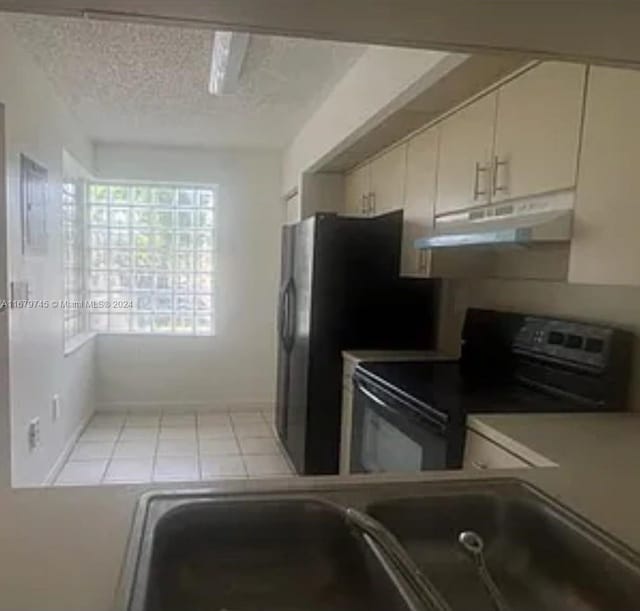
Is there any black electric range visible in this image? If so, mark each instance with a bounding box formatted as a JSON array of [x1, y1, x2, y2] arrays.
[[349, 308, 633, 474]]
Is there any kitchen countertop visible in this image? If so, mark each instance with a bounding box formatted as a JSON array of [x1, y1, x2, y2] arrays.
[[469, 412, 640, 470], [466, 411, 640, 551], [2, 412, 640, 611]]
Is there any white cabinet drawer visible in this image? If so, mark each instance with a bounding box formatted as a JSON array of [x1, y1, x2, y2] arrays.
[[463, 430, 530, 470]]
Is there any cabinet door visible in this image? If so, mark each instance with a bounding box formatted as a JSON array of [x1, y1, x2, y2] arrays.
[[344, 163, 370, 216], [401, 128, 438, 277], [569, 66, 640, 286], [463, 430, 530, 470], [492, 62, 586, 202], [435, 92, 497, 216], [370, 143, 407, 214]]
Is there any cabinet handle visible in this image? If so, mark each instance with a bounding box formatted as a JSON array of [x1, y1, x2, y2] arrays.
[[368, 191, 376, 215], [473, 162, 490, 200], [492, 156, 509, 196]]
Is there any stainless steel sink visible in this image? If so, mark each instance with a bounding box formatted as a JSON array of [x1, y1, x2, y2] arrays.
[[121, 495, 430, 611], [117, 480, 640, 611], [367, 480, 640, 611]]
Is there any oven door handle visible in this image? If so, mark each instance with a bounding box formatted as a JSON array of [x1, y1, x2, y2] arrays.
[[356, 382, 389, 409], [355, 380, 446, 434]]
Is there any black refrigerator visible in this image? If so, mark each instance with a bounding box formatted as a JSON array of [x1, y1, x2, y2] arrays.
[[275, 210, 441, 475]]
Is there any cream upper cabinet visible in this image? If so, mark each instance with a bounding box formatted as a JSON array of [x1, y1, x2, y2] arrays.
[[569, 66, 640, 286], [344, 163, 371, 216], [435, 62, 586, 216], [492, 62, 586, 202], [435, 91, 497, 216], [401, 128, 439, 277], [370, 143, 407, 214]]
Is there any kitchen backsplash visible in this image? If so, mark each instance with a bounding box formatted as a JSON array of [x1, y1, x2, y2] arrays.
[[437, 278, 640, 411]]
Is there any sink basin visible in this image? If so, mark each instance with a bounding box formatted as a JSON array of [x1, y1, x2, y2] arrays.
[[122, 496, 427, 611], [366, 480, 640, 611], [118, 480, 640, 611]]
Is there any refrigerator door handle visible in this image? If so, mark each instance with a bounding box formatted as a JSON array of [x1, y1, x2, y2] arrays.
[[278, 279, 296, 351], [277, 284, 287, 344], [279, 280, 293, 346], [286, 279, 297, 350], [282, 278, 295, 352]]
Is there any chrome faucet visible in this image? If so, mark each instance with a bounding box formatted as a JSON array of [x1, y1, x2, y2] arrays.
[[458, 531, 512, 611]]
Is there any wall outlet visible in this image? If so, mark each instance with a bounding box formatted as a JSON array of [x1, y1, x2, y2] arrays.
[[52, 394, 61, 422], [28, 417, 40, 452]]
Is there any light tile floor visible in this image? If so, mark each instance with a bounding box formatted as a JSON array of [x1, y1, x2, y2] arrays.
[[54, 409, 294, 486]]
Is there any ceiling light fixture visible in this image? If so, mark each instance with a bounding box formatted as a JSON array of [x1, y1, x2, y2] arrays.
[[209, 31, 250, 96]]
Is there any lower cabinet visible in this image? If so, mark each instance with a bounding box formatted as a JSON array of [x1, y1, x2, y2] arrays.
[[463, 430, 531, 470]]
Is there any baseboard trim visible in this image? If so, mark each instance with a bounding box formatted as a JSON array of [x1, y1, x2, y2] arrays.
[[96, 401, 275, 413], [43, 410, 93, 486]]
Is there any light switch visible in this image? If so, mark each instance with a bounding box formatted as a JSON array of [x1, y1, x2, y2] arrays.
[[28, 417, 40, 451]]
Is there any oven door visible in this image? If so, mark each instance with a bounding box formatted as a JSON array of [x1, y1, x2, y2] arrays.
[[350, 373, 460, 474]]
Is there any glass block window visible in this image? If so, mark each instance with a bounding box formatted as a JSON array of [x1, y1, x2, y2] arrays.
[[62, 180, 87, 343], [86, 183, 216, 335]]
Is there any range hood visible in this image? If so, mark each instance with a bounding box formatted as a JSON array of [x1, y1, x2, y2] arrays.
[[415, 190, 574, 250]]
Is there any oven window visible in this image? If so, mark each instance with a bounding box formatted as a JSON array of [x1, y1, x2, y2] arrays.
[[361, 408, 422, 473]]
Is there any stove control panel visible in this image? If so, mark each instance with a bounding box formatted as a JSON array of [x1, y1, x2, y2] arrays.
[[513, 316, 612, 368]]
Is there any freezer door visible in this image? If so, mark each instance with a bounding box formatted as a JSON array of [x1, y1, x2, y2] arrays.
[[303, 211, 404, 474], [281, 217, 316, 473]]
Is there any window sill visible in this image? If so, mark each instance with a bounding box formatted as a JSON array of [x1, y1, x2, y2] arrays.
[[65, 332, 214, 354], [64, 332, 97, 357]]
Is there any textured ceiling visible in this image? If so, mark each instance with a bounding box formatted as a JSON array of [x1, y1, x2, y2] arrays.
[[4, 14, 365, 149]]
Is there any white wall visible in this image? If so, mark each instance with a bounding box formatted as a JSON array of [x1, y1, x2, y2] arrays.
[[93, 144, 282, 410], [0, 17, 97, 486], [0, 104, 9, 488], [282, 46, 455, 192]]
